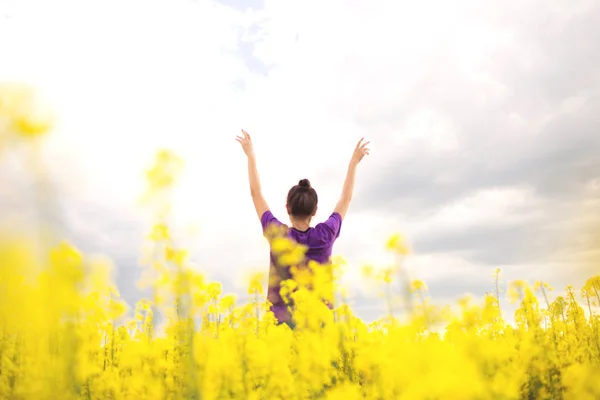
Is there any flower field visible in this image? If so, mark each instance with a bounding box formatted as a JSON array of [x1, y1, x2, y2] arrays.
[[1, 85, 600, 399]]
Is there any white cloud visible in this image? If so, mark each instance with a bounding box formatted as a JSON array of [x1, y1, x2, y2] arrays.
[[410, 186, 543, 238], [402, 109, 459, 152]]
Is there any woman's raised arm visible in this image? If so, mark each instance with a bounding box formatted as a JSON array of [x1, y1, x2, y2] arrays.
[[333, 138, 370, 220], [236, 129, 269, 221]]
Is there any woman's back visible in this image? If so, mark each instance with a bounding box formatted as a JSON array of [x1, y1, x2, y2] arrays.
[[235, 130, 370, 326], [262, 210, 342, 265]]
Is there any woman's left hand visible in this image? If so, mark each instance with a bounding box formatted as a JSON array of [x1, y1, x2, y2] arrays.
[[236, 129, 255, 157]]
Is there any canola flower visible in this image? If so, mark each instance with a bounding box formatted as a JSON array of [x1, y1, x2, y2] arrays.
[[1, 85, 600, 399], [0, 83, 54, 144]]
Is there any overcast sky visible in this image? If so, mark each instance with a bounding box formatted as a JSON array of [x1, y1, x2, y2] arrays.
[[1, 0, 599, 321]]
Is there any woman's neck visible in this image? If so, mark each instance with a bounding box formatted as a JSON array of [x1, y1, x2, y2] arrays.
[[291, 218, 311, 231]]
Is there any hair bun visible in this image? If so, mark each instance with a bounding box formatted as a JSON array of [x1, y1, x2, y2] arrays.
[[298, 179, 311, 188]]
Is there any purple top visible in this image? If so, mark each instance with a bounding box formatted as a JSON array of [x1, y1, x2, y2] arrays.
[[261, 210, 342, 324]]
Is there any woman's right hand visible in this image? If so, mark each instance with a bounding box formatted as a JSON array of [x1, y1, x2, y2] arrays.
[[351, 138, 370, 165]]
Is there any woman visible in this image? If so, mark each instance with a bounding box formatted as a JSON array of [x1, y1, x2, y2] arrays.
[[235, 129, 370, 327]]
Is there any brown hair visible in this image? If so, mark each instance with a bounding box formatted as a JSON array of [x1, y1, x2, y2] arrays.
[[286, 179, 318, 217]]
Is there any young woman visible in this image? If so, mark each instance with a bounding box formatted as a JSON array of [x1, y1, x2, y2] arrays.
[[235, 129, 370, 327]]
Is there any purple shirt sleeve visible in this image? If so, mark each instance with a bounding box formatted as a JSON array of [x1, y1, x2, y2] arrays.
[[261, 210, 282, 232], [315, 212, 342, 242]]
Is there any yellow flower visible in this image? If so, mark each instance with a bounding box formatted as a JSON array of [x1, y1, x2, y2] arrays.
[[291, 266, 313, 288], [411, 279, 427, 292], [386, 233, 410, 255], [108, 298, 128, 320], [362, 264, 375, 278], [12, 115, 53, 137], [148, 223, 170, 241], [278, 246, 307, 266], [207, 282, 222, 300], [220, 294, 236, 310], [271, 237, 296, 254], [165, 247, 187, 266], [0, 83, 54, 139], [378, 267, 395, 284], [248, 272, 265, 295]]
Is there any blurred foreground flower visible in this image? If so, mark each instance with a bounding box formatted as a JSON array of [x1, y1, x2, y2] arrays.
[[0, 83, 54, 142], [386, 233, 410, 255]]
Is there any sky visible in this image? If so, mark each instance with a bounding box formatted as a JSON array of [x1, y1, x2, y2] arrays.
[[1, 0, 599, 322]]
